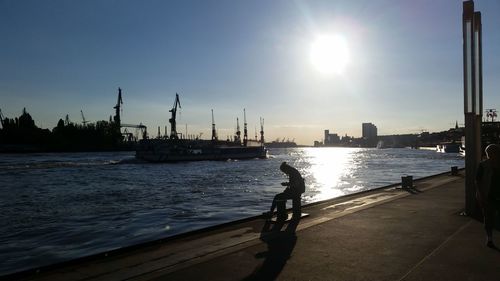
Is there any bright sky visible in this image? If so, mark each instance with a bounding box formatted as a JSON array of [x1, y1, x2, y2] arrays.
[[2, 0, 500, 145]]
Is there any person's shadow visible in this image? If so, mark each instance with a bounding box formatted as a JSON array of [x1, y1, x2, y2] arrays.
[[242, 218, 300, 281]]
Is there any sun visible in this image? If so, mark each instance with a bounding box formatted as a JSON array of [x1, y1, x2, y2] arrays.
[[310, 34, 350, 75]]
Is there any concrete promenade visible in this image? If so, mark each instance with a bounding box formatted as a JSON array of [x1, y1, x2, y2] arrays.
[[8, 171, 500, 281]]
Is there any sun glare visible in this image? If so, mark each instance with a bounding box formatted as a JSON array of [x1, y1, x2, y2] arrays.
[[304, 147, 356, 201], [310, 34, 350, 75]]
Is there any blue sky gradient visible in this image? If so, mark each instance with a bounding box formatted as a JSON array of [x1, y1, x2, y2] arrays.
[[2, 0, 500, 144]]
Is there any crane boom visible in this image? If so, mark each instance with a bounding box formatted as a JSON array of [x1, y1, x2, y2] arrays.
[[0, 108, 4, 128], [121, 123, 148, 139], [113, 88, 123, 126], [169, 93, 181, 139], [81, 110, 89, 125], [121, 123, 147, 129]]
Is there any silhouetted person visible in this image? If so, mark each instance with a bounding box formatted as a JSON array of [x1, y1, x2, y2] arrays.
[[267, 162, 305, 221], [476, 144, 500, 248]]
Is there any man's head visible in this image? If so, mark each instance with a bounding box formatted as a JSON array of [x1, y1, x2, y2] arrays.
[[280, 162, 290, 174], [485, 144, 500, 161]]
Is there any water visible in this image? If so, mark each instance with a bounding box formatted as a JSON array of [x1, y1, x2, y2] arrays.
[[0, 147, 463, 275]]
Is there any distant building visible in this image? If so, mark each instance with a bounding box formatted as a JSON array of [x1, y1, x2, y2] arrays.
[[324, 130, 340, 145], [341, 134, 354, 144], [362, 123, 377, 140]]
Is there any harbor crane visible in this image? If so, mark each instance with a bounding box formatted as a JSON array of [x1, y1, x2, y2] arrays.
[[112, 88, 148, 139], [114, 88, 123, 126], [0, 108, 4, 128], [121, 123, 148, 140], [81, 110, 90, 125], [235, 118, 241, 143], [65, 114, 71, 126], [260, 117, 265, 144], [211, 109, 218, 141], [243, 109, 248, 146], [169, 93, 181, 139]]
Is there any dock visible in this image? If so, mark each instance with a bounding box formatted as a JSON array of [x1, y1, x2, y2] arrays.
[[6, 170, 500, 281]]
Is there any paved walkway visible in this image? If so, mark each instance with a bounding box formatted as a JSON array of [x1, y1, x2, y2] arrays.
[[9, 171, 500, 281]]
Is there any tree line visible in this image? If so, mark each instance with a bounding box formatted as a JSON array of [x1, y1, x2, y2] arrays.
[[0, 108, 127, 152]]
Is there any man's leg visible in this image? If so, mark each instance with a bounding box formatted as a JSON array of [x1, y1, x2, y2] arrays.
[[276, 192, 293, 221], [484, 205, 495, 247], [268, 192, 286, 218], [276, 197, 287, 221], [292, 196, 302, 218], [269, 194, 279, 214]]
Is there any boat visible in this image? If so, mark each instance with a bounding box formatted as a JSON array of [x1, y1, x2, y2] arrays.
[[376, 140, 386, 149], [460, 136, 466, 156], [135, 94, 268, 162], [265, 138, 297, 148], [436, 142, 461, 153]]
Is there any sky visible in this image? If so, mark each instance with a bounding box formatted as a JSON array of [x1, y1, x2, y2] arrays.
[[1, 0, 500, 145]]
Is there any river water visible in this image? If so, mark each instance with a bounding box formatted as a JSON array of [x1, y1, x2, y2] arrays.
[[0, 147, 463, 275]]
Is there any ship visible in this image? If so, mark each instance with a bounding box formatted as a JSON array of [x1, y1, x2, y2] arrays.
[[135, 94, 268, 162], [436, 142, 461, 153]]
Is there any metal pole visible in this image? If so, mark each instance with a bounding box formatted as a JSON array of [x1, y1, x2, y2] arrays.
[[462, 1, 482, 217]]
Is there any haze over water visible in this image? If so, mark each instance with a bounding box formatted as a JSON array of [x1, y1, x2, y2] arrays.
[[0, 147, 463, 275]]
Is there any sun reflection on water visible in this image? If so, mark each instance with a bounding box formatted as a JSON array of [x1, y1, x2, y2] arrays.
[[301, 147, 361, 202]]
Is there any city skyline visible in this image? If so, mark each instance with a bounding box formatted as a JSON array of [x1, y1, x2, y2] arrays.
[[2, 1, 500, 145]]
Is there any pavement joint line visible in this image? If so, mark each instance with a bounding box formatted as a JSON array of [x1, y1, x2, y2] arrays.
[[396, 220, 473, 281]]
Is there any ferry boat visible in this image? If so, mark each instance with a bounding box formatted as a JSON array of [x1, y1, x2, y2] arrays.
[[436, 142, 461, 153], [135, 94, 268, 162]]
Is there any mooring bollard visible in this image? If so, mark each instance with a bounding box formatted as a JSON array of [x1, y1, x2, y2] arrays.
[[451, 166, 458, 176], [401, 175, 413, 188]]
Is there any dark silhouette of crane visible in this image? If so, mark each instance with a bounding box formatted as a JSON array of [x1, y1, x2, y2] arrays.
[[211, 109, 217, 141], [169, 93, 181, 139], [81, 110, 90, 125], [235, 117, 241, 143], [0, 108, 4, 129], [65, 114, 71, 126], [121, 123, 148, 139], [114, 88, 123, 126], [260, 117, 265, 144], [243, 109, 248, 146], [112, 87, 148, 139]]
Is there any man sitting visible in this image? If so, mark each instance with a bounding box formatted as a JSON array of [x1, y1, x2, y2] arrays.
[[267, 162, 306, 221]]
